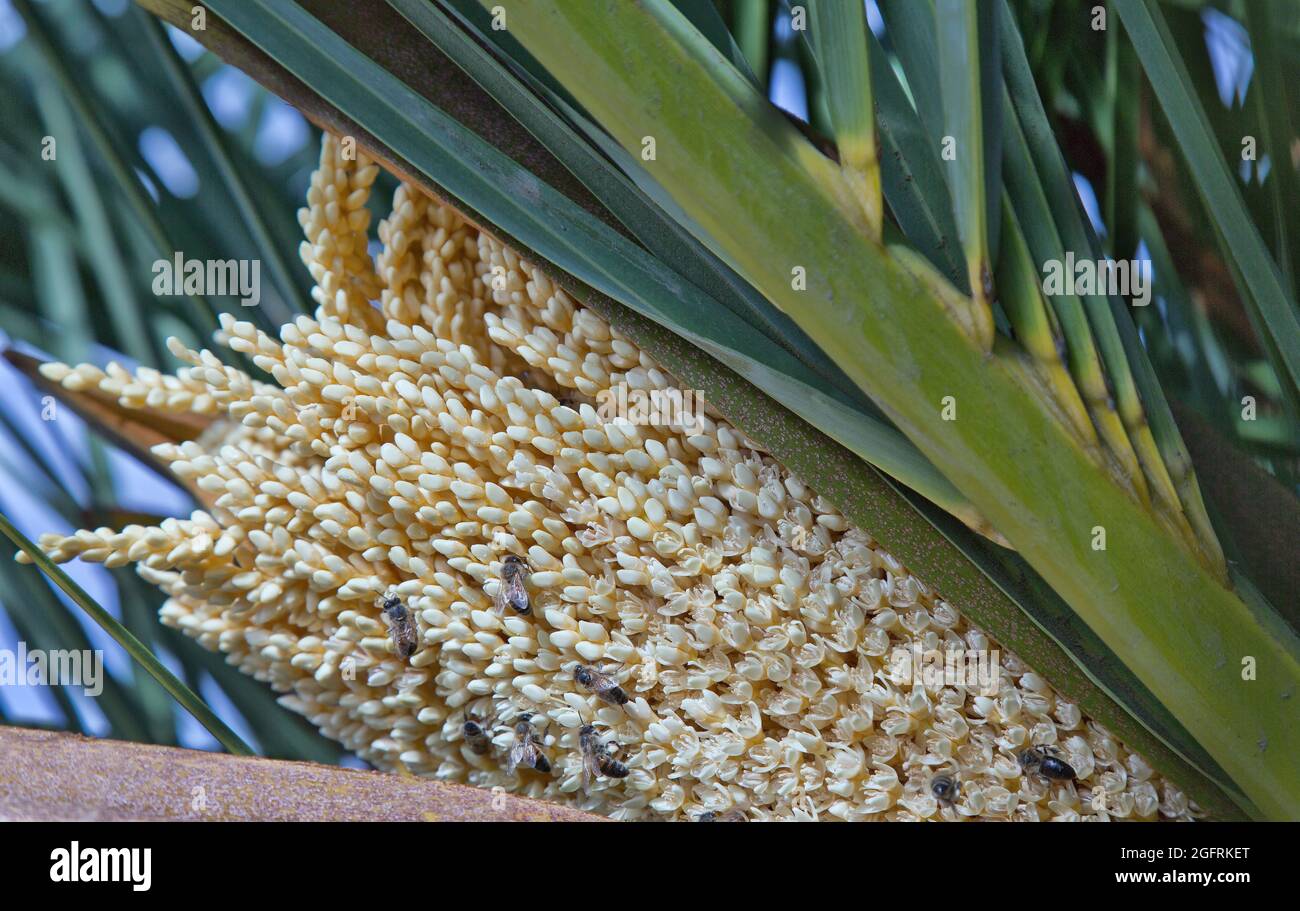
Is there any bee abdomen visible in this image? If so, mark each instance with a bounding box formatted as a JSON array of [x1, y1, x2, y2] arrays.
[[1018, 747, 1078, 782], [1040, 758, 1077, 781], [602, 759, 629, 779]]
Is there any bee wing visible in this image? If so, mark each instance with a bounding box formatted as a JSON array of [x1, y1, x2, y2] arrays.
[[506, 739, 525, 775], [581, 748, 601, 791], [507, 575, 529, 613], [513, 734, 542, 772], [492, 580, 509, 616], [393, 620, 414, 655], [382, 622, 400, 655]]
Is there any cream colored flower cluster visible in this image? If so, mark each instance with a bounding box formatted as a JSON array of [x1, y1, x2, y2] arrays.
[[29, 135, 1196, 821]]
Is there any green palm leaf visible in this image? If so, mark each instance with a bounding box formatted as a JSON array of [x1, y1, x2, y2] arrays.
[[1114, 0, 1300, 416]]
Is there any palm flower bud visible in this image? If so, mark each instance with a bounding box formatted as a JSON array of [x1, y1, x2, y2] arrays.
[[27, 135, 1197, 822]]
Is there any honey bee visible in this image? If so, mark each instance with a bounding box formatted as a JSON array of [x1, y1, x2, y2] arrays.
[[1018, 745, 1078, 782], [493, 554, 531, 616], [578, 723, 628, 790], [506, 713, 551, 775], [573, 664, 629, 707], [379, 592, 419, 660], [462, 713, 494, 756], [931, 772, 960, 806], [695, 809, 747, 822]]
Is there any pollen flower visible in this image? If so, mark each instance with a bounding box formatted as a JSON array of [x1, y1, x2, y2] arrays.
[[28, 135, 1196, 822]]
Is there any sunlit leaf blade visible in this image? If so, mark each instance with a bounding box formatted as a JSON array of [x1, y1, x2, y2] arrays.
[[999, 3, 1224, 573], [996, 194, 1096, 445], [1000, 100, 1151, 503], [731, 0, 771, 89], [1105, 24, 1139, 262], [934, 0, 999, 350], [806, 0, 881, 236], [876, 0, 944, 144], [666, 0, 760, 89], [852, 1, 967, 288], [865, 30, 965, 292]]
